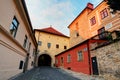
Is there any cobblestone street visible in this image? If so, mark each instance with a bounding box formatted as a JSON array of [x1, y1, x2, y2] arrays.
[[10, 67, 81, 80]]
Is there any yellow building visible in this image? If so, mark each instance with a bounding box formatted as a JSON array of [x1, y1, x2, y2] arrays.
[[0, 0, 37, 79], [68, 1, 120, 47], [34, 27, 69, 67]]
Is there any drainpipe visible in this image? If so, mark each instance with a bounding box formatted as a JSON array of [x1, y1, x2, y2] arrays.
[[34, 31, 40, 67], [23, 53, 29, 73], [87, 40, 92, 75], [34, 49, 39, 67]]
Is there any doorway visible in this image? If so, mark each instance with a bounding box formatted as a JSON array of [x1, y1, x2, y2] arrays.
[[91, 57, 99, 75], [38, 54, 52, 66]]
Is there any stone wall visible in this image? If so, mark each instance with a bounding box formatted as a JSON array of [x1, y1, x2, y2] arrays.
[[90, 40, 120, 80]]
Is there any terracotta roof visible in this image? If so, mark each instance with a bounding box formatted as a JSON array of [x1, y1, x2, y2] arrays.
[[34, 27, 69, 37]]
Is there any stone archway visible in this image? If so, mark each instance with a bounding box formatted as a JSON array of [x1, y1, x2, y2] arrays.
[[38, 54, 52, 66]]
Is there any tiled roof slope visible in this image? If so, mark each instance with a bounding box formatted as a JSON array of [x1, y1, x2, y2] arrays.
[[35, 27, 69, 37]]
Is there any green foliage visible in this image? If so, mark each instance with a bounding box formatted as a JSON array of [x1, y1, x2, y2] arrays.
[[106, 33, 113, 41], [107, 0, 120, 13]]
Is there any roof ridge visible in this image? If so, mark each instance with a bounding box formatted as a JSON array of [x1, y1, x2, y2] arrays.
[[35, 27, 69, 37]]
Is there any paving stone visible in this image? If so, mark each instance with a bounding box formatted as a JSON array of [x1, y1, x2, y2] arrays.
[[10, 67, 81, 80]]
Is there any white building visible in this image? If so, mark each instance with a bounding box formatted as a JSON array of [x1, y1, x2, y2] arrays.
[[0, 0, 37, 79]]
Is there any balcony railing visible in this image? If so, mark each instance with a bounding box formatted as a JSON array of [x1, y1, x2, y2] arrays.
[[91, 31, 113, 41], [90, 30, 120, 50]]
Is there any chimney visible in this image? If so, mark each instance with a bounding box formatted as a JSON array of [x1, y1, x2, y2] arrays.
[[87, 3, 94, 10]]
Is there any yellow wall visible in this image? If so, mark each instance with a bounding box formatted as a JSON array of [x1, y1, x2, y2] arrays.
[[35, 31, 69, 66]]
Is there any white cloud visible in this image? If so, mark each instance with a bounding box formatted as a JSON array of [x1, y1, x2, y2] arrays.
[[25, 0, 103, 36], [25, 0, 75, 36]]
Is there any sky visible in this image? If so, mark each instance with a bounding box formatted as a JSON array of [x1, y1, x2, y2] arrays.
[[25, 0, 102, 36]]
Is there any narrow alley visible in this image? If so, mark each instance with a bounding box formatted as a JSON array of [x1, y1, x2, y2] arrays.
[[10, 67, 81, 80]]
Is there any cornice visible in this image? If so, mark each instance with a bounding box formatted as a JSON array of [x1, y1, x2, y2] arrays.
[[0, 24, 27, 55]]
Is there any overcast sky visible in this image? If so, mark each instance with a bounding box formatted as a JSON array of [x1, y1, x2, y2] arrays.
[[25, 0, 102, 36]]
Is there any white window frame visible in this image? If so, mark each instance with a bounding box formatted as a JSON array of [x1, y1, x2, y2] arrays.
[[67, 54, 71, 63], [77, 51, 83, 61]]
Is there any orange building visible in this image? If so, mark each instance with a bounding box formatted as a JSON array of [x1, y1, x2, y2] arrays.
[[69, 1, 120, 47], [55, 0, 120, 75]]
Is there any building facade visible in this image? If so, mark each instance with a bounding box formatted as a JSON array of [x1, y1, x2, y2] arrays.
[[34, 27, 69, 67], [55, 39, 105, 75], [0, 0, 37, 79], [55, 0, 120, 75], [69, 1, 120, 47]]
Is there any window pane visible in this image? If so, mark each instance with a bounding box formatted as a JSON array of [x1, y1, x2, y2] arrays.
[[64, 46, 67, 49], [61, 57, 63, 63], [67, 54, 71, 63], [19, 60, 24, 69], [56, 44, 59, 48], [10, 24, 15, 34], [90, 16, 96, 26], [78, 51, 83, 61], [10, 16, 19, 38], [23, 35, 28, 48], [28, 43, 31, 52], [56, 59, 58, 64], [47, 43, 51, 48], [98, 27, 105, 39], [32, 49, 35, 56], [38, 41, 42, 46], [76, 32, 79, 37], [13, 19, 18, 26], [100, 8, 108, 19]]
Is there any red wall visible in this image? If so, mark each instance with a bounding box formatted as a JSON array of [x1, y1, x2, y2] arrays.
[[55, 42, 91, 75]]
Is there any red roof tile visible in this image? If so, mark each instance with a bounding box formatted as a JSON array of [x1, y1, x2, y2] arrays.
[[35, 27, 69, 37]]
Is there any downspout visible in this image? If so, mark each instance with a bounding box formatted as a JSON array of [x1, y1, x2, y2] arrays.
[[87, 40, 92, 75], [34, 31, 40, 67], [23, 53, 29, 73]]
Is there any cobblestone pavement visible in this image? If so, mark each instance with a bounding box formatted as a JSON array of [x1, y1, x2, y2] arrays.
[[10, 67, 81, 80], [61, 68, 105, 80]]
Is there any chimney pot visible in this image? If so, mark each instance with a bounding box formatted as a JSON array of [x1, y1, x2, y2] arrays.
[[87, 3, 94, 9]]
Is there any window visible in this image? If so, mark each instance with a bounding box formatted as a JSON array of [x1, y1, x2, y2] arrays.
[[23, 35, 28, 48], [31, 61, 34, 66], [19, 60, 24, 69], [64, 46, 67, 49], [90, 16, 96, 26], [98, 27, 106, 39], [10, 16, 19, 37], [28, 42, 31, 52], [105, 23, 112, 30], [83, 47, 88, 51], [78, 51, 83, 61], [67, 54, 71, 63], [47, 43, 51, 49], [76, 32, 79, 37], [55, 59, 58, 64], [61, 57, 64, 63], [32, 49, 35, 56], [56, 44, 59, 48], [38, 41, 42, 46], [100, 8, 108, 19]]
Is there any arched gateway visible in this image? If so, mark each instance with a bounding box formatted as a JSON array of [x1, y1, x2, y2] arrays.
[[38, 54, 52, 66]]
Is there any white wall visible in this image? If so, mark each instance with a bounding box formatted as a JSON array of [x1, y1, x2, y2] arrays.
[[0, 0, 37, 79], [0, 43, 25, 80]]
